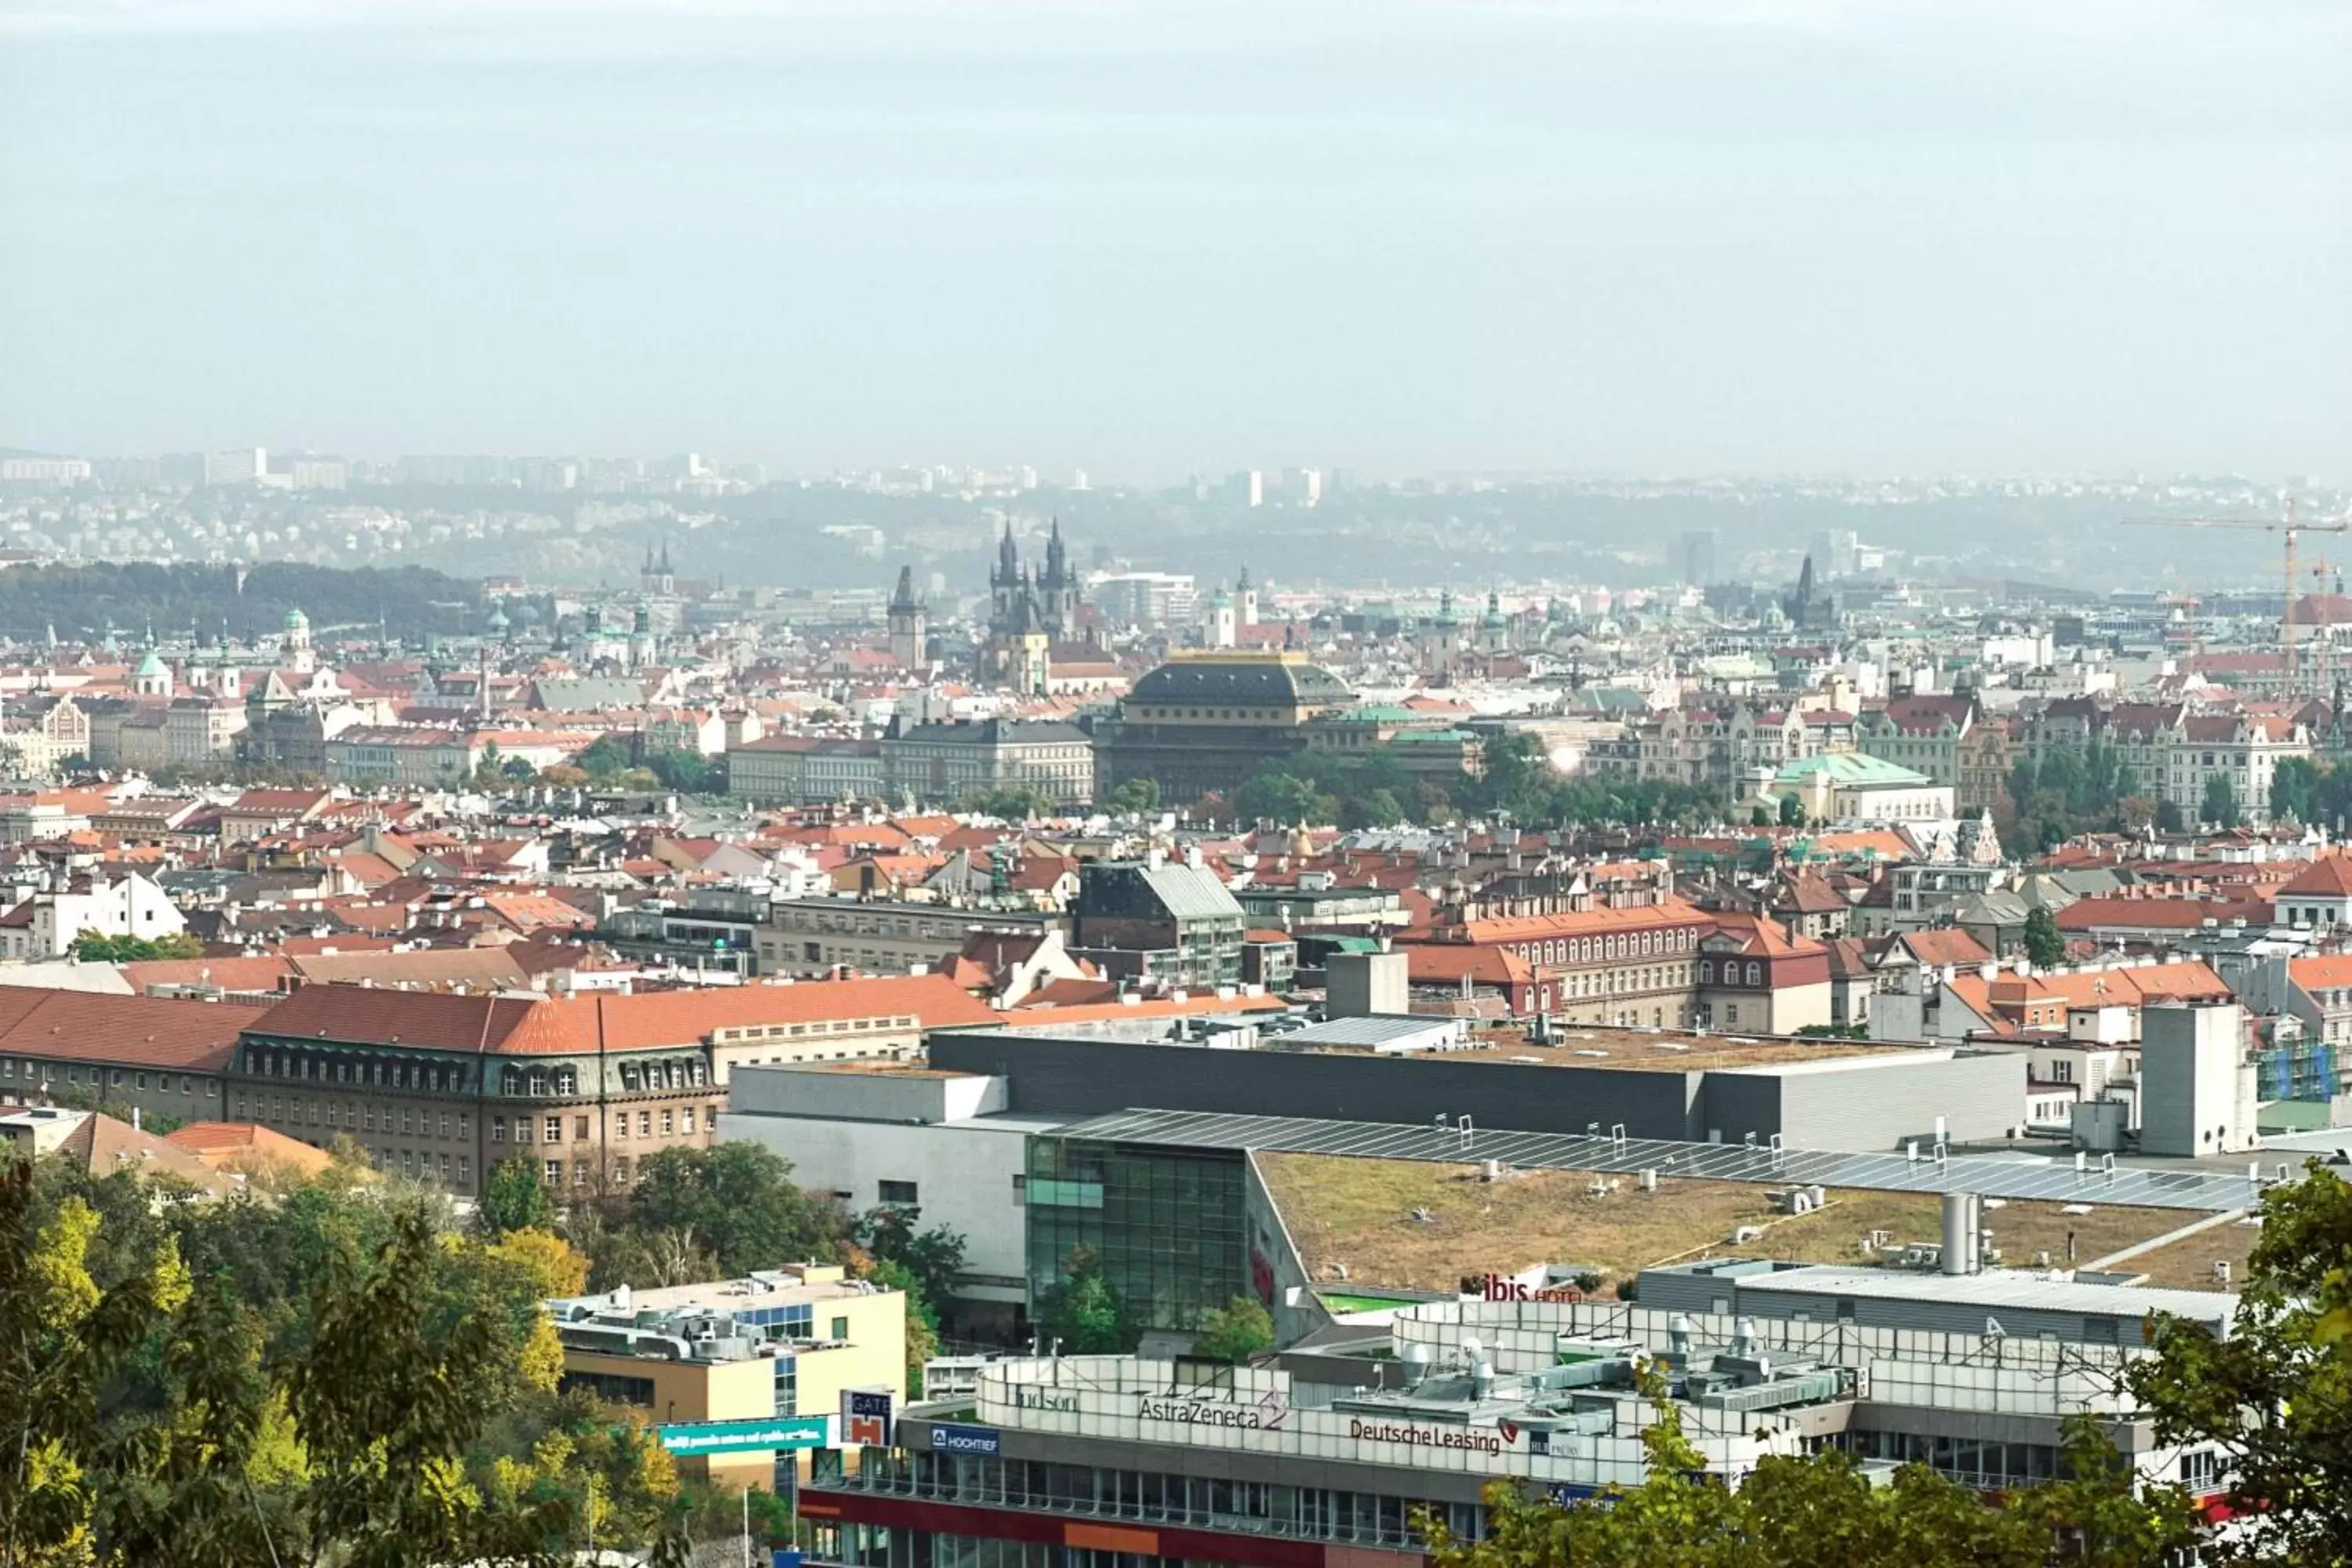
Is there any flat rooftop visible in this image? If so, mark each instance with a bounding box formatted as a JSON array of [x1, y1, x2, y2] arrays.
[[1059, 1109, 2265, 1213], [1443, 1024, 1916, 1073], [551, 1266, 880, 1316], [1718, 1261, 2239, 1327], [1257, 1152, 2234, 1294]]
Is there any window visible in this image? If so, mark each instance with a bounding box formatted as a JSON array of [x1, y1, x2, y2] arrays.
[[613, 1116, 628, 1141], [880, 1180, 919, 1205], [772, 1356, 798, 1417], [830, 1316, 850, 1341], [516, 1119, 534, 1145], [637, 1111, 652, 1136], [681, 1106, 696, 1134], [544, 1116, 561, 1143], [456, 1157, 470, 1185], [492, 1116, 506, 1142], [574, 1116, 590, 1141], [544, 1160, 562, 1184], [659, 1109, 674, 1135]]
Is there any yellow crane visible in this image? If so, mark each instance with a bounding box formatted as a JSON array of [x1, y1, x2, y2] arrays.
[[2122, 505, 2352, 691]]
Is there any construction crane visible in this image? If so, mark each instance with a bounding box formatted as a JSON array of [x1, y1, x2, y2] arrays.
[[2122, 505, 2352, 693]]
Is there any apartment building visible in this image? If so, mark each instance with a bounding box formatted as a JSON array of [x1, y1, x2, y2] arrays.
[[755, 898, 1062, 978]]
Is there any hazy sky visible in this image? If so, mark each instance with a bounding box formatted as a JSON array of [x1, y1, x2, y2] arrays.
[[2, 1, 2347, 479]]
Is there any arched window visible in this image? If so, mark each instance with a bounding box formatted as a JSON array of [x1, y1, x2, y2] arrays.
[[1699, 960, 1713, 984], [1747, 961, 1763, 986]]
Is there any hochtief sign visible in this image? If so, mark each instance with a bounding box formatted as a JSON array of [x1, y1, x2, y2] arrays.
[[657, 1415, 835, 1456]]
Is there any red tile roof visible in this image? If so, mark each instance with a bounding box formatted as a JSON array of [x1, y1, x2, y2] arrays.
[[0, 989, 270, 1070], [245, 971, 999, 1056]]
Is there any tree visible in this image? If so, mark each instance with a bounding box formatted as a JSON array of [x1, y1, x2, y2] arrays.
[[852, 1205, 967, 1318], [2273, 755, 2321, 824], [1191, 1296, 1275, 1363], [1234, 770, 1330, 828], [1776, 793, 1804, 827], [622, 1144, 845, 1280], [2126, 1161, 2352, 1564], [2023, 906, 2066, 969], [1105, 778, 1160, 815], [480, 1156, 555, 1238], [965, 785, 1052, 822], [866, 1258, 940, 1396], [2201, 771, 2241, 829], [0, 1160, 191, 1566], [1035, 1243, 1133, 1355], [1749, 806, 1770, 827], [67, 930, 205, 962], [576, 735, 634, 781], [2154, 798, 2187, 833], [644, 748, 720, 795], [1427, 1365, 2194, 1568]]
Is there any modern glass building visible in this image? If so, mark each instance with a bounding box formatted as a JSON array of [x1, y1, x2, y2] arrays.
[[1025, 1134, 1248, 1335]]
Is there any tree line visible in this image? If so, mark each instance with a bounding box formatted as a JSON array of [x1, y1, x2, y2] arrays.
[[1224, 732, 1720, 831], [0, 1136, 964, 1565]]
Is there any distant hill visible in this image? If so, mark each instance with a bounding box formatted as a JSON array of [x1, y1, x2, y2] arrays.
[[0, 561, 484, 642]]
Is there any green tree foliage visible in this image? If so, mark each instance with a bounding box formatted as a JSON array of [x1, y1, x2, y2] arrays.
[[2023, 906, 2066, 969], [2201, 771, 2241, 829], [2008, 740, 2140, 848], [642, 747, 720, 795], [2127, 1161, 2352, 1564], [1776, 793, 1804, 827], [1229, 733, 1718, 831], [1105, 778, 1161, 815], [852, 1205, 967, 1316], [1036, 1243, 1134, 1354], [850, 1205, 966, 1394], [2269, 754, 2352, 829], [615, 1143, 847, 1281], [575, 735, 635, 782], [1191, 1296, 1276, 1363], [479, 1155, 555, 1238], [66, 931, 205, 962], [0, 1153, 688, 1566], [1426, 1369, 2195, 1568], [965, 785, 1054, 821], [0, 1160, 190, 1566], [0, 561, 482, 643]]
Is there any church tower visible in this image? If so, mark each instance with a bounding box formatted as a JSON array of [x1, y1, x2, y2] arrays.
[[887, 565, 928, 673], [1236, 564, 1258, 629], [281, 607, 314, 674], [990, 521, 1022, 631]]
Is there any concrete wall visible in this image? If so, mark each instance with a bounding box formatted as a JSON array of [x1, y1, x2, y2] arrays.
[[1761, 1051, 2027, 1150], [1327, 952, 1409, 1018], [927, 1033, 1708, 1139], [728, 1063, 1007, 1124], [930, 1033, 2024, 1152], [718, 1111, 1029, 1304]]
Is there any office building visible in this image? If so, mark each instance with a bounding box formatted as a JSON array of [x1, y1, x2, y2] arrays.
[[550, 1266, 906, 1491], [802, 1287, 2232, 1563]]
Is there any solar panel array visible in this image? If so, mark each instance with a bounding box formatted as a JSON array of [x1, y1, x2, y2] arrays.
[[1055, 1109, 2265, 1213]]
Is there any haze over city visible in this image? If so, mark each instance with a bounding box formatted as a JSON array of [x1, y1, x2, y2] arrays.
[[4, 0, 2347, 479]]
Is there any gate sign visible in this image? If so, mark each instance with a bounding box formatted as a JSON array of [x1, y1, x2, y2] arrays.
[[840, 1388, 895, 1448], [658, 1415, 834, 1455]]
